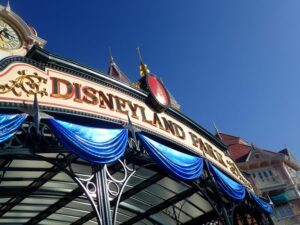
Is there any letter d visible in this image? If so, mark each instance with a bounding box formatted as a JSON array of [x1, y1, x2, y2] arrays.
[[50, 77, 73, 99]]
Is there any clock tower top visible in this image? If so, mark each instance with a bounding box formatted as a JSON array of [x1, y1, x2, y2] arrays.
[[0, 2, 46, 60]]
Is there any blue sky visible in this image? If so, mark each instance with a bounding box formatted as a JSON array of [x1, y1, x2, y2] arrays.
[[9, 1, 300, 160]]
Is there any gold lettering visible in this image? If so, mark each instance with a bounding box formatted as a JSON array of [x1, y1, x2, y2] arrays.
[[162, 117, 175, 135], [115, 96, 128, 115], [139, 106, 153, 125], [82, 86, 98, 105], [127, 101, 139, 119], [189, 132, 199, 147], [199, 138, 208, 153], [205, 143, 217, 160], [214, 150, 227, 168], [50, 77, 73, 99], [174, 123, 185, 140], [73, 82, 83, 103], [153, 113, 165, 130], [98, 91, 114, 110]]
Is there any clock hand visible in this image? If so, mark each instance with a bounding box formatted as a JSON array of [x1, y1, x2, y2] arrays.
[[0, 29, 5, 42], [2, 28, 14, 40]]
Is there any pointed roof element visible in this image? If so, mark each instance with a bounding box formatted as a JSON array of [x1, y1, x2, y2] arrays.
[[107, 51, 130, 84], [218, 133, 251, 162], [168, 91, 181, 110], [137, 48, 150, 77], [109, 47, 114, 63], [5, 1, 11, 12], [279, 147, 299, 165], [213, 121, 222, 140]]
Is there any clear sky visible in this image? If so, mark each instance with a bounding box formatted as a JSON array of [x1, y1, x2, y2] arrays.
[[9, 0, 300, 160]]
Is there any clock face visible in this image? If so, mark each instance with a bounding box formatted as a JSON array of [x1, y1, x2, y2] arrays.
[[0, 19, 22, 50]]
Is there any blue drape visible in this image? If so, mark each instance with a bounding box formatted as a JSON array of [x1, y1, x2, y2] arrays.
[[209, 163, 246, 201], [250, 192, 273, 214], [48, 119, 128, 164], [0, 114, 27, 143], [138, 133, 203, 180]]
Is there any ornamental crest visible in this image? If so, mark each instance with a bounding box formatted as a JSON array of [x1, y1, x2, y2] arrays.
[[0, 70, 48, 97]]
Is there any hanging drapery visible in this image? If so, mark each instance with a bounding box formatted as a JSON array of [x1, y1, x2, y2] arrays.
[[209, 163, 246, 201], [0, 114, 27, 143], [250, 192, 273, 214], [138, 133, 203, 180], [48, 119, 128, 164]]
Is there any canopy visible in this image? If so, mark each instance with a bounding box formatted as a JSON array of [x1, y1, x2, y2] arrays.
[[0, 114, 273, 224]]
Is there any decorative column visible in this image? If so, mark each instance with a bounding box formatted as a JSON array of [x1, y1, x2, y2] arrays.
[[204, 159, 232, 225], [94, 165, 113, 225]]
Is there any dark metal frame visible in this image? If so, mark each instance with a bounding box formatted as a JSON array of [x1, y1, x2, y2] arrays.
[[0, 119, 275, 225]]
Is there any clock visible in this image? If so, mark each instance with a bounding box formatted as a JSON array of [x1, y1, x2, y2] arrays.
[[0, 18, 22, 50]]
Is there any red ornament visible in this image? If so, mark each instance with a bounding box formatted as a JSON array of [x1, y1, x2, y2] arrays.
[[146, 75, 170, 112]]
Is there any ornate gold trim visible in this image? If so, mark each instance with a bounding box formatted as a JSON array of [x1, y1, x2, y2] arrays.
[[0, 70, 48, 97]]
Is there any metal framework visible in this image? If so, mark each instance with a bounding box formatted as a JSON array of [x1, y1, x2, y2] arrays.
[[0, 119, 274, 225]]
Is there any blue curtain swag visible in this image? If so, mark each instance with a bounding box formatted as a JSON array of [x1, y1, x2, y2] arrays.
[[0, 114, 272, 215], [137, 133, 203, 181], [48, 119, 128, 164], [209, 162, 246, 201], [0, 113, 27, 143], [250, 192, 273, 214]]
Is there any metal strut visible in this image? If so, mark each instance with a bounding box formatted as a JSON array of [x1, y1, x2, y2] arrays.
[[203, 159, 232, 225], [95, 165, 113, 225]]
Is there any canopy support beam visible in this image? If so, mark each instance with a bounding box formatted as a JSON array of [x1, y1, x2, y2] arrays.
[[121, 186, 198, 225], [0, 154, 76, 218], [71, 169, 165, 225], [204, 159, 232, 225]]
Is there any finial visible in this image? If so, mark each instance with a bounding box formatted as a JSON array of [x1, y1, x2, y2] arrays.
[[137, 47, 150, 77], [267, 195, 274, 206], [213, 121, 222, 140], [109, 47, 114, 63], [137, 47, 143, 63], [5, 1, 11, 12]]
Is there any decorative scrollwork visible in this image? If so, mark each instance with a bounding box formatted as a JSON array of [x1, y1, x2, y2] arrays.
[[128, 137, 140, 151], [2, 123, 28, 149], [105, 160, 134, 184], [76, 174, 97, 197], [104, 159, 136, 225], [75, 173, 102, 225], [104, 159, 135, 200], [0, 70, 48, 97], [0, 121, 61, 152]]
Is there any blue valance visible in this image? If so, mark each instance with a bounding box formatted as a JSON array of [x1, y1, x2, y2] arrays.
[[250, 192, 273, 214], [0, 114, 27, 143], [48, 119, 128, 164], [209, 163, 246, 201], [138, 133, 203, 180]]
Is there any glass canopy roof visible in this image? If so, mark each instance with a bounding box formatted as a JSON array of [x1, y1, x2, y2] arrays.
[[0, 152, 216, 225]]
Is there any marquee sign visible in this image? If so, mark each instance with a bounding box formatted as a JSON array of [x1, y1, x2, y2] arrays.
[[0, 62, 252, 189]]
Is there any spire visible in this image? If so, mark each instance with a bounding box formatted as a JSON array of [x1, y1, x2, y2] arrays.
[[107, 50, 130, 84], [109, 47, 114, 63], [5, 1, 11, 12], [213, 121, 222, 140], [137, 47, 150, 77]]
